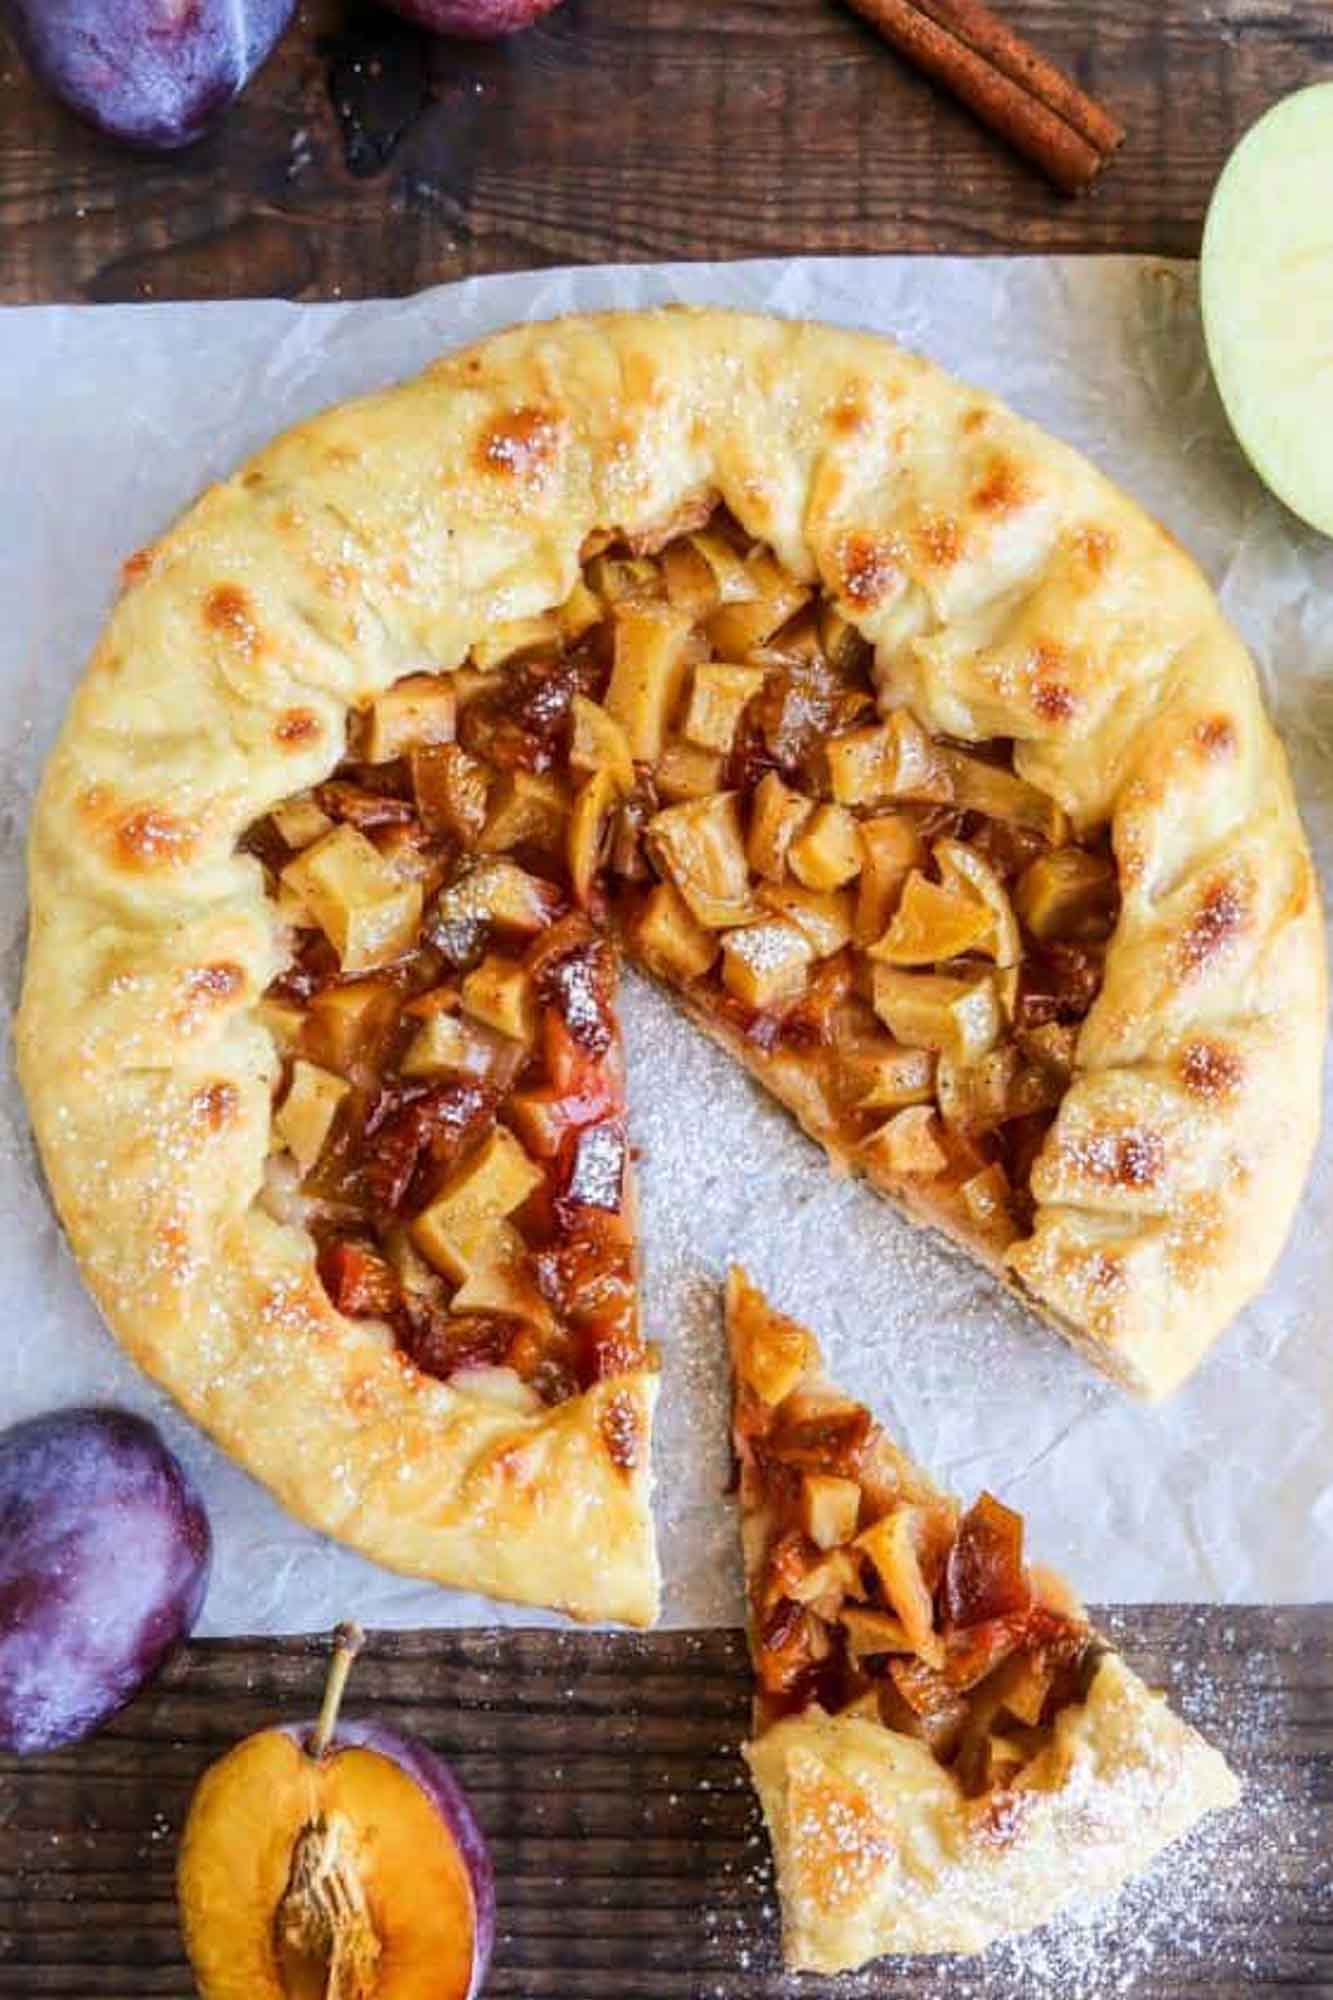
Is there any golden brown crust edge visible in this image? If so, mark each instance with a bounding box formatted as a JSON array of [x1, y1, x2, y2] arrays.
[[17, 310, 1324, 1617]]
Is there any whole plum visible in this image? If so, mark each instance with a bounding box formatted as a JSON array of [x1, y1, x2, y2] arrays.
[[0, 0, 296, 150], [377, 0, 566, 39], [0, 1408, 211, 1757]]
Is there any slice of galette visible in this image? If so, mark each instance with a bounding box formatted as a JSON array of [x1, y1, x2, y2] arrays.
[[727, 1267, 1239, 1972]]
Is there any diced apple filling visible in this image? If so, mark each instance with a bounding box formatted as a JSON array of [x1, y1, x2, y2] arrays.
[[410, 1127, 544, 1281], [569, 697, 634, 794], [280, 826, 423, 972], [275, 1060, 348, 1173], [251, 500, 1115, 1408], [605, 602, 695, 761], [364, 673, 456, 762], [871, 966, 1002, 1063], [747, 772, 813, 883], [869, 870, 994, 965], [721, 918, 815, 1010], [633, 881, 720, 981], [788, 804, 862, 891], [461, 955, 536, 1043], [647, 793, 754, 928], [827, 711, 951, 809]]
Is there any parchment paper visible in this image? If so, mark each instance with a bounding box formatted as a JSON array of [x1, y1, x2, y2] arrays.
[[1, 257, 1329, 1636]]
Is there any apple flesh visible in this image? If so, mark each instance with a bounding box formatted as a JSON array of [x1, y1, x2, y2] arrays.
[[376, 0, 566, 40], [0, 1407, 212, 1756], [1201, 81, 1333, 538], [0, 0, 296, 150], [178, 1626, 495, 2000]]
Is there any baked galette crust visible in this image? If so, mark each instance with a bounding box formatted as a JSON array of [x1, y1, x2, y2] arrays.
[[17, 309, 1324, 1620], [746, 1654, 1239, 1969]]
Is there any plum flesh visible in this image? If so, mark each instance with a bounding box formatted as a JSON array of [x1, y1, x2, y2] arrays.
[[179, 1630, 495, 1999], [0, 0, 296, 150], [0, 1408, 211, 1756]]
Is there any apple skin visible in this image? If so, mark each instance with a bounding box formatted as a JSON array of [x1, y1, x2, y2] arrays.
[[0, 0, 296, 150], [280, 1715, 497, 1996], [377, 0, 566, 39], [0, 1407, 212, 1756]]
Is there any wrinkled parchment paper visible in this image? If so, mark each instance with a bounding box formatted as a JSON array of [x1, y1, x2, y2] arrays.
[[1, 257, 1329, 1635]]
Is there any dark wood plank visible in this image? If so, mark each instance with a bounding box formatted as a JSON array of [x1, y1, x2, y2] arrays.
[[1, 1609, 1329, 1996], [2, 0, 1332, 305]]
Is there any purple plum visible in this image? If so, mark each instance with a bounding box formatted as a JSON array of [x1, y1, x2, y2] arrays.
[[0, 0, 296, 150], [377, 0, 566, 39], [0, 1407, 211, 1756]]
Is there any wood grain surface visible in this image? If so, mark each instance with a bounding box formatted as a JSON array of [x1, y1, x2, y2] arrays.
[[1, 0, 1332, 305], [2, 1611, 1330, 1998], [3, 2, 1332, 1994]]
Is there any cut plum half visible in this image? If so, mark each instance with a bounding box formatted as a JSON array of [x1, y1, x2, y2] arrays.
[[179, 1624, 495, 2000], [1202, 81, 1333, 537]]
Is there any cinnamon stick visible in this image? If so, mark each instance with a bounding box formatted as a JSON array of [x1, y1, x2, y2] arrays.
[[846, 0, 1124, 194]]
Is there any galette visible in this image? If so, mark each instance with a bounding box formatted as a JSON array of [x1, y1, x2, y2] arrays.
[[17, 309, 1323, 1621]]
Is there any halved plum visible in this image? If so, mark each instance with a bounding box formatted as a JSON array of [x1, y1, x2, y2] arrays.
[[179, 1625, 495, 2000], [0, 1407, 211, 1755]]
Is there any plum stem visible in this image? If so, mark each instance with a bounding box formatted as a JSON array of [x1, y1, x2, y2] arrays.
[[308, 1621, 365, 1761]]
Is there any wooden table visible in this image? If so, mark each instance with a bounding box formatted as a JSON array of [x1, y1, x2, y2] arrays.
[[2, 3, 1331, 1994]]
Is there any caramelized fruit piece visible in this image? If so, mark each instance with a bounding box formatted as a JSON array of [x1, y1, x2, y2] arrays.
[[0, 1409, 211, 1755], [604, 602, 695, 760], [646, 792, 755, 928], [758, 882, 853, 958], [478, 771, 568, 855], [854, 813, 925, 944], [411, 744, 490, 844], [569, 696, 634, 794], [705, 551, 810, 656], [943, 1492, 1029, 1628], [800, 1473, 861, 1550], [861, 1103, 948, 1178], [461, 954, 536, 1043], [281, 827, 422, 973], [655, 739, 727, 803], [746, 770, 813, 882], [275, 1060, 349, 1174], [855, 1505, 948, 1660], [788, 804, 862, 891], [827, 711, 951, 808], [272, 796, 333, 850], [871, 966, 1002, 1062], [1015, 846, 1116, 940], [302, 980, 401, 1076], [411, 1128, 543, 1281], [869, 869, 995, 965], [684, 663, 767, 753], [634, 881, 720, 980], [363, 675, 456, 763], [721, 918, 815, 1009], [944, 750, 1070, 843], [178, 1624, 494, 2000]]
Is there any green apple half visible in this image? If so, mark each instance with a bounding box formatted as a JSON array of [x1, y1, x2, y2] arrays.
[[1201, 81, 1333, 538]]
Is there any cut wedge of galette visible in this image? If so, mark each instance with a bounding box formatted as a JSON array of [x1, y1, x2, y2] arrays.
[[17, 309, 1323, 1621], [727, 1268, 1239, 1971]]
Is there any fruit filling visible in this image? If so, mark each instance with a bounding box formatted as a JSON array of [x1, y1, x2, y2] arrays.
[[247, 503, 1118, 1401], [728, 1272, 1098, 1797]]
